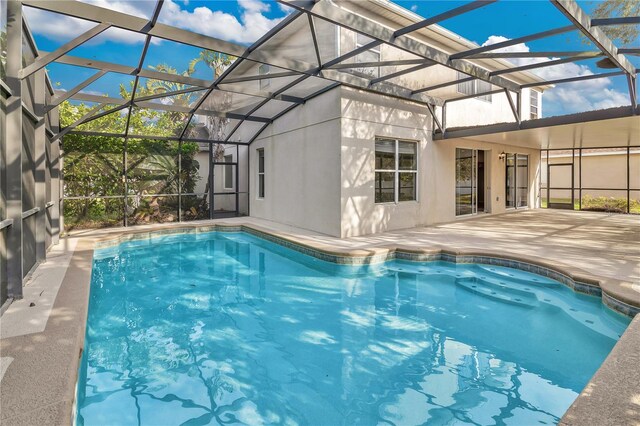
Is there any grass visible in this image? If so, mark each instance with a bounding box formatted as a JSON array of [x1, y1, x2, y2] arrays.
[[541, 196, 640, 214]]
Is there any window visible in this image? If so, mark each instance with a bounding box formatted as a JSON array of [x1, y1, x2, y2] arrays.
[[354, 33, 380, 79], [257, 148, 265, 198], [456, 71, 492, 102], [258, 64, 270, 90], [530, 90, 539, 119], [224, 154, 233, 190], [375, 138, 417, 203]]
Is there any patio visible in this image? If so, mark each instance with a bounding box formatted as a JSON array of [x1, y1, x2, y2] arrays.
[[1, 0, 639, 424], [1, 209, 638, 425]]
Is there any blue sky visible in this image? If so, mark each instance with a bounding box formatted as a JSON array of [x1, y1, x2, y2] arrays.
[[27, 0, 638, 117]]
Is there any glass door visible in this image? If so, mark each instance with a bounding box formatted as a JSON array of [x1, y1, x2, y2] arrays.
[[456, 148, 477, 216], [516, 154, 529, 207], [506, 154, 529, 209], [506, 154, 516, 208]]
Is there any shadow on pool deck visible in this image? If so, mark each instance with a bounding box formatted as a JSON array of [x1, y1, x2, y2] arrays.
[[0, 209, 638, 425]]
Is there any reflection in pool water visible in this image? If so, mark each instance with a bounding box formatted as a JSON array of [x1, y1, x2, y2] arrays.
[[77, 232, 630, 425]]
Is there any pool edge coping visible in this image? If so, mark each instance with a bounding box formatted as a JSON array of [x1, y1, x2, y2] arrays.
[[92, 221, 640, 318], [2, 220, 638, 425]]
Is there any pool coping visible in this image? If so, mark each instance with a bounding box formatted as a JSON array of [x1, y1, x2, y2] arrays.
[[94, 221, 640, 317], [1, 220, 638, 425]]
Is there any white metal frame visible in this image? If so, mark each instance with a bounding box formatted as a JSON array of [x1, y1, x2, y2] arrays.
[[256, 148, 265, 199]]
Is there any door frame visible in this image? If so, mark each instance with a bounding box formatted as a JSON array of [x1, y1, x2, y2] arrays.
[[547, 162, 575, 210], [455, 148, 486, 216]]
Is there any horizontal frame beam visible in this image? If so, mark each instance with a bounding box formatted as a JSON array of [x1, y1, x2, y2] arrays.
[[434, 105, 640, 140], [326, 58, 429, 70], [47, 70, 109, 110], [591, 16, 640, 26], [413, 76, 474, 95], [19, 22, 111, 79], [370, 62, 434, 85], [281, 0, 521, 93], [22, 0, 246, 57], [521, 70, 625, 88], [451, 25, 575, 60], [490, 55, 596, 76], [393, 0, 497, 38], [466, 51, 603, 59], [65, 130, 251, 145], [551, 0, 635, 75], [445, 88, 503, 103]]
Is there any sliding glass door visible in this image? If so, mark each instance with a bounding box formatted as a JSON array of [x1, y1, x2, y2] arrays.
[[506, 153, 529, 209], [456, 148, 477, 216]]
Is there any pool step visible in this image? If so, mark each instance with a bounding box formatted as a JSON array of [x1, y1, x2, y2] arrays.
[[469, 264, 557, 288], [455, 277, 539, 308]]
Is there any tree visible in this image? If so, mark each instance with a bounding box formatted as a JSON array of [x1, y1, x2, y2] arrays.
[[187, 50, 236, 161], [187, 50, 237, 209], [59, 49, 238, 228], [589, 0, 639, 46], [60, 67, 203, 227]]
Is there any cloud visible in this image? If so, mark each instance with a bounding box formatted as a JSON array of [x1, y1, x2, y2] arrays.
[[159, 0, 286, 44], [24, 0, 286, 46], [410, 4, 418, 12], [481, 35, 630, 116]]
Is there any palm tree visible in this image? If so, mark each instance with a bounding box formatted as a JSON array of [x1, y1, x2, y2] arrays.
[[187, 50, 236, 161], [187, 51, 236, 214]]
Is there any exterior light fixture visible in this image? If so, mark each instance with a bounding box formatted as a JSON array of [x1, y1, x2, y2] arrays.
[[498, 151, 506, 161]]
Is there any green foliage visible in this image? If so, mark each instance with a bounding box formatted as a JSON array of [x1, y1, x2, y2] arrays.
[[60, 49, 236, 229], [581, 195, 639, 214], [589, 0, 640, 46], [188, 51, 236, 79], [0, 30, 6, 81]]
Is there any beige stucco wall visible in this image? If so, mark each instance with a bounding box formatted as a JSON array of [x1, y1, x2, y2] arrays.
[[340, 87, 541, 237], [249, 85, 541, 238], [250, 89, 343, 236]]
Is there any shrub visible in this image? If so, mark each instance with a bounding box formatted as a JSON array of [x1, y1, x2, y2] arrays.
[[581, 195, 637, 214]]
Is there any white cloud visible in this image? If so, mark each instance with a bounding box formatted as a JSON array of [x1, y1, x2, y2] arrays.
[[23, 0, 155, 45], [481, 35, 629, 115], [24, 0, 286, 46], [237, 0, 270, 13], [159, 0, 286, 44], [410, 4, 418, 12]]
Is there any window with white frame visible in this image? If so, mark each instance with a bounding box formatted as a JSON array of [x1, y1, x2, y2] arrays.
[[530, 90, 539, 119], [354, 33, 380, 79], [456, 71, 492, 102], [224, 154, 233, 190], [375, 138, 417, 203], [258, 64, 270, 90], [257, 148, 265, 198]]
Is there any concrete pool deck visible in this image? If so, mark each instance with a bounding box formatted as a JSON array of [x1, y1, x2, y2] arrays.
[[0, 209, 638, 425]]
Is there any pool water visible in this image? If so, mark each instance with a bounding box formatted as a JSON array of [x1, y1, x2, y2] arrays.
[[77, 231, 630, 425]]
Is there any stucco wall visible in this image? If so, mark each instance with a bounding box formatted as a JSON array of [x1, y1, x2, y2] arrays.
[[250, 89, 343, 236], [340, 87, 541, 237]]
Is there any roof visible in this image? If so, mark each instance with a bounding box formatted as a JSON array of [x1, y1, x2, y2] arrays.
[[18, 0, 637, 144]]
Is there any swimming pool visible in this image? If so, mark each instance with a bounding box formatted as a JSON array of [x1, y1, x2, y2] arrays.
[[77, 231, 630, 425]]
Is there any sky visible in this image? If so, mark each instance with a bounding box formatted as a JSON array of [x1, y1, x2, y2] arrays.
[[25, 0, 639, 118]]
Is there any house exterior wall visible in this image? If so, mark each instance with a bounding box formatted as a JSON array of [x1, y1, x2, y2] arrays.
[[340, 87, 540, 237], [246, 3, 549, 237], [250, 89, 343, 236], [250, 86, 541, 238]]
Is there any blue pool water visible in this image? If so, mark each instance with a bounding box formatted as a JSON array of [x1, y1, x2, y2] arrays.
[[77, 231, 630, 425]]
